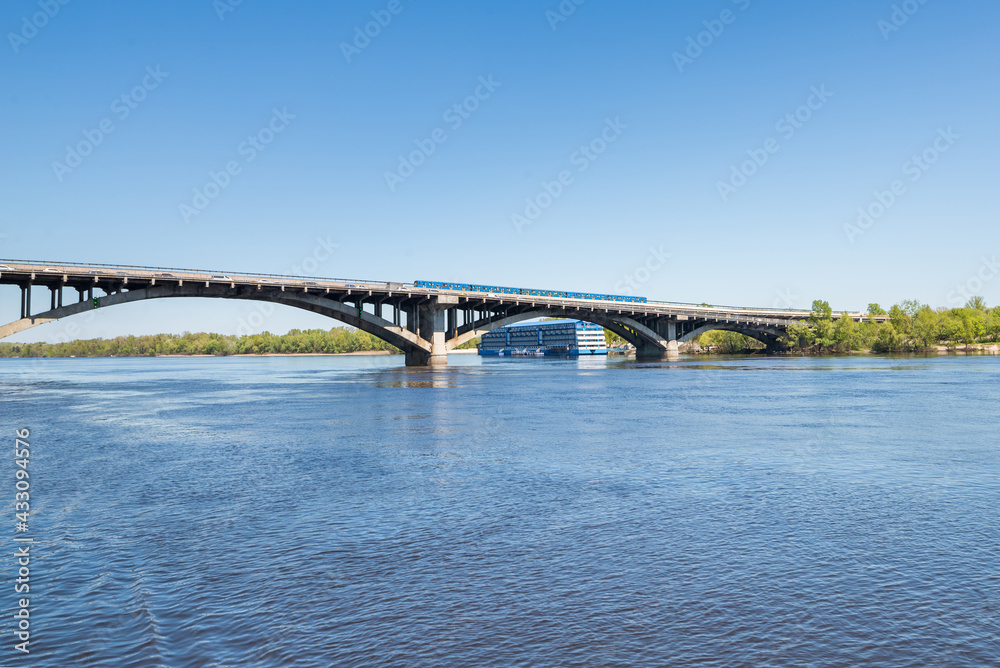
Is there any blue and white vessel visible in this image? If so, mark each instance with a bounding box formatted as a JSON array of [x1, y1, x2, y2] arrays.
[[478, 319, 608, 357]]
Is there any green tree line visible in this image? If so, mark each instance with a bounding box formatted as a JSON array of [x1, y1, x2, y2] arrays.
[[0, 327, 401, 358], [696, 330, 767, 353], [781, 297, 1000, 353]]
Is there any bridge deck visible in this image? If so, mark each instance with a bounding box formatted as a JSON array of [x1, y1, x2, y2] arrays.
[[0, 259, 885, 364], [0, 259, 850, 324]]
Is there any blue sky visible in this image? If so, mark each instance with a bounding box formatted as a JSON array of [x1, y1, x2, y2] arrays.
[[2, 0, 998, 342]]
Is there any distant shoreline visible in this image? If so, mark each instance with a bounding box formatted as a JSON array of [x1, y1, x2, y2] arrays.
[[157, 350, 398, 358], [0, 350, 494, 360]]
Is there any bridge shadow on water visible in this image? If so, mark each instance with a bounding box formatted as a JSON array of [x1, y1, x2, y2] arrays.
[[371, 365, 464, 389]]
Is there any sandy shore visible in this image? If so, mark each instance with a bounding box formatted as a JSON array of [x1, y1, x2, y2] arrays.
[[157, 350, 399, 358], [932, 344, 1000, 354]]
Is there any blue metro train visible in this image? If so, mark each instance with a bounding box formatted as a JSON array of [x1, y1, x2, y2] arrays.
[[413, 280, 648, 304]]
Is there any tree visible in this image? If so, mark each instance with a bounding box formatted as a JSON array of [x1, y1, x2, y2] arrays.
[[871, 322, 903, 352], [697, 330, 765, 353], [888, 304, 912, 338], [965, 296, 987, 311], [781, 323, 815, 350], [832, 313, 860, 351], [986, 309, 1000, 342], [899, 299, 923, 317], [809, 300, 835, 351], [911, 306, 940, 349], [956, 308, 985, 346]]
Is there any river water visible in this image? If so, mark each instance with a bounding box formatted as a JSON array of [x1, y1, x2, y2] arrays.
[[1, 354, 998, 667]]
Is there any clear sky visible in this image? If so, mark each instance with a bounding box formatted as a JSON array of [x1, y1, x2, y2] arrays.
[[2, 0, 998, 342]]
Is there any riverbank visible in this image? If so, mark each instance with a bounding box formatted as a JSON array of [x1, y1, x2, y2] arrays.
[[0, 350, 492, 360], [688, 343, 1000, 356], [156, 350, 398, 358]]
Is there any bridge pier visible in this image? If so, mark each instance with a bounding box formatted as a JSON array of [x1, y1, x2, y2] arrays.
[[635, 319, 678, 360], [635, 342, 679, 360], [412, 296, 456, 366], [404, 349, 432, 366]]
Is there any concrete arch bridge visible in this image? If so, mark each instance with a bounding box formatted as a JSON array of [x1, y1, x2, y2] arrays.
[[0, 260, 866, 365]]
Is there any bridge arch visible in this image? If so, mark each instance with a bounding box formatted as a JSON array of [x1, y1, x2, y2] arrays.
[[0, 284, 432, 357], [448, 308, 671, 354], [678, 323, 785, 350]]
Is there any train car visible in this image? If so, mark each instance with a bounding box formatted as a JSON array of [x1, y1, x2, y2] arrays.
[[414, 280, 647, 304]]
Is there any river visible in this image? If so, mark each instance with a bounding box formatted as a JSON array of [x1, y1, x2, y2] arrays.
[[1, 354, 998, 666]]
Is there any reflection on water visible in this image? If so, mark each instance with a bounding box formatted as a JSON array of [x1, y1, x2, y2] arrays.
[[373, 366, 461, 389], [1, 353, 998, 667]]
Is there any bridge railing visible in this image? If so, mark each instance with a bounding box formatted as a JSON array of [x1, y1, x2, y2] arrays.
[[0, 259, 404, 289], [645, 299, 812, 315], [1, 259, 874, 318]]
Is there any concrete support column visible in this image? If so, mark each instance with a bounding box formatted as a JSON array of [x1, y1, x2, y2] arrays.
[[417, 304, 448, 366], [404, 349, 431, 366], [407, 295, 459, 367], [25, 285, 31, 318], [635, 339, 667, 359], [666, 320, 679, 354], [635, 317, 679, 360], [49, 286, 57, 311], [20, 286, 27, 319]]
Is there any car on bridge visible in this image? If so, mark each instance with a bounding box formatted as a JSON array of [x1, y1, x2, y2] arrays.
[[0, 265, 11, 271]]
